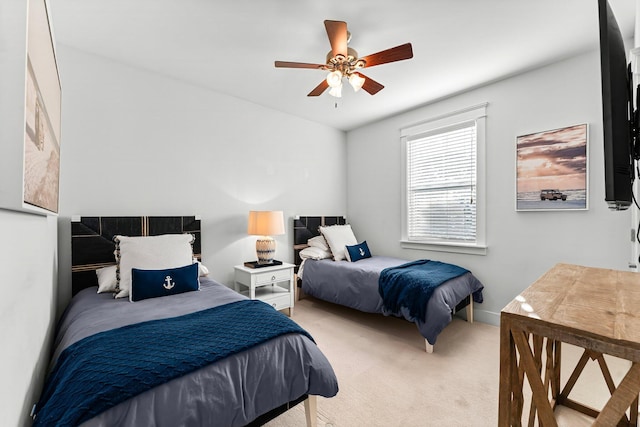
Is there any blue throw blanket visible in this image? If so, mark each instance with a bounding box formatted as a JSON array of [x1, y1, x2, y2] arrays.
[[34, 299, 313, 427], [378, 259, 469, 322]]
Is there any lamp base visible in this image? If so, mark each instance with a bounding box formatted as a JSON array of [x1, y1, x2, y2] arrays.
[[244, 260, 283, 269], [255, 237, 276, 265]]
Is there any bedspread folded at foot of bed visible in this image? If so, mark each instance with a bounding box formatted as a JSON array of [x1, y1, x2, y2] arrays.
[[34, 299, 314, 427], [379, 259, 469, 321]]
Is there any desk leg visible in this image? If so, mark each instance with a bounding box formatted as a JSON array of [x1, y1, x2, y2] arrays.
[[552, 340, 561, 403], [499, 315, 517, 426], [498, 315, 511, 425]]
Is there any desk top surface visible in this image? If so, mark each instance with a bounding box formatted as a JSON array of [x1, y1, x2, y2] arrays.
[[502, 263, 640, 348]]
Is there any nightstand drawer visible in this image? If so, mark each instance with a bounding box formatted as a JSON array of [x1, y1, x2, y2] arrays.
[[254, 269, 291, 285], [261, 293, 291, 311]]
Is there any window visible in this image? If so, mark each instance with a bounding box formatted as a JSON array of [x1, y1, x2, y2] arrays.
[[401, 103, 487, 255]]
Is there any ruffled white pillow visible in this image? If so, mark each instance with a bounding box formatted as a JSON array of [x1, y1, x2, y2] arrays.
[[299, 246, 333, 260], [194, 259, 210, 276], [307, 235, 330, 252]]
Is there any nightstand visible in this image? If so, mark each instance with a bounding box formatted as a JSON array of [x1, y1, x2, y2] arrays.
[[233, 262, 295, 316]]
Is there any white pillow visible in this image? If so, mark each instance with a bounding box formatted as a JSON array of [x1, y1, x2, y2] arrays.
[[319, 224, 357, 261], [114, 234, 195, 300], [307, 235, 330, 252], [299, 246, 333, 260], [196, 260, 209, 276], [96, 265, 117, 293]]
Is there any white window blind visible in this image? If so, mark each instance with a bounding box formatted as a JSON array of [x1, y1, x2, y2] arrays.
[[407, 122, 477, 242], [401, 103, 487, 254]]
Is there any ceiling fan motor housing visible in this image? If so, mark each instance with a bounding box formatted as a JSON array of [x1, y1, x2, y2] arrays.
[[326, 47, 365, 76]]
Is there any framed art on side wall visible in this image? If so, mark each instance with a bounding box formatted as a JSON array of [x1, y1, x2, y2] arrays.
[[516, 124, 588, 211], [22, 0, 61, 214]]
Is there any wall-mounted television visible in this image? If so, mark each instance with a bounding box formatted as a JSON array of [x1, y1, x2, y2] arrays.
[[598, 0, 638, 210]]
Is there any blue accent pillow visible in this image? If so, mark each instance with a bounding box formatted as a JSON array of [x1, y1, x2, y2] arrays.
[[131, 263, 199, 302], [345, 241, 372, 262]]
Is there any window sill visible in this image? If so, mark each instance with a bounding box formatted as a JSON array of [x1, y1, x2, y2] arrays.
[[400, 240, 487, 256]]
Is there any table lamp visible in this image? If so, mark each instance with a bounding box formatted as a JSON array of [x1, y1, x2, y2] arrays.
[[247, 210, 285, 265]]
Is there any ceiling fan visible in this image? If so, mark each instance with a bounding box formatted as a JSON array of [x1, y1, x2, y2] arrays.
[[275, 20, 413, 98]]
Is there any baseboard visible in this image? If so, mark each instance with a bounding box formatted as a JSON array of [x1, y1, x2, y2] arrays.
[[472, 309, 500, 326], [455, 307, 500, 327]]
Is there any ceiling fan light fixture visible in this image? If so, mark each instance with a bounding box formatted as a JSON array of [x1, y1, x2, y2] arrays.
[[326, 70, 343, 88], [328, 83, 343, 98], [348, 73, 365, 92]]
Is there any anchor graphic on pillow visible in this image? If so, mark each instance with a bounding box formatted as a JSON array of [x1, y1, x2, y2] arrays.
[[359, 248, 365, 256], [163, 276, 175, 290]]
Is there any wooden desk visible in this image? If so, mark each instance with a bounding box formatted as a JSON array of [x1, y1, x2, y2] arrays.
[[499, 263, 640, 426]]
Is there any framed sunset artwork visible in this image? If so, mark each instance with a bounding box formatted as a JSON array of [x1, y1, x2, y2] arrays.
[[516, 124, 588, 211]]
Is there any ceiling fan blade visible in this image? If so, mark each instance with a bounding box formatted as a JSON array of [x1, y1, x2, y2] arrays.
[[360, 43, 414, 68], [275, 61, 326, 69], [324, 20, 348, 58], [308, 80, 329, 96], [356, 72, 384, 95]]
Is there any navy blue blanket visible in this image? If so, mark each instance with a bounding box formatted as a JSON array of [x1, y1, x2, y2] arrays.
[[378, 260, 469, 322], [34, 299, 313, 427]]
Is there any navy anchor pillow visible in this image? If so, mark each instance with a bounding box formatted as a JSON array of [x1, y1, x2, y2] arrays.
[[345, 241, 372, 262], [130, 263, 200, 302]]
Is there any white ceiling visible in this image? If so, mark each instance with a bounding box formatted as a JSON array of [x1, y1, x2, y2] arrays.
[[49, 0, 636, 131]]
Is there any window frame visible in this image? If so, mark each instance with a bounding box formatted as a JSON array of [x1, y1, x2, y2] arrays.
[[400, 103, 487, 255]]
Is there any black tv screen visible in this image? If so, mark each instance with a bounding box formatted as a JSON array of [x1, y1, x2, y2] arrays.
[[598, 0, 634, 210]]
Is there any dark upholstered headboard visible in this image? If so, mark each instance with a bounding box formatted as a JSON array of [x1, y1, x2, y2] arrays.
[[293, 215, 346, 270], [71, 216, 201, 295]]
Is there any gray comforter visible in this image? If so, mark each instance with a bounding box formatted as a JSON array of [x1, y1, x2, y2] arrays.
[[50, 277, 338, 427], [301, 256, 484, 345]]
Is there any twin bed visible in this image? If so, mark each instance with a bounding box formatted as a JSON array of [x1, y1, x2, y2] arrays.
[[293, 215, 484, 353], [34, 216, 338, 427]]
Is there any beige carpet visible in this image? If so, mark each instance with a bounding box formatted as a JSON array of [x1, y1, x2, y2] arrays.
[[265, 296, 634, 427]]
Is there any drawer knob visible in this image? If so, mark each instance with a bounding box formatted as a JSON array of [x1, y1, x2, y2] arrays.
[[271, 275, 276, 281]]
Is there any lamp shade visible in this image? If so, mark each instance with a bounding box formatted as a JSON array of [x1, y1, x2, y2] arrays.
[[247, 211, 285, 236]]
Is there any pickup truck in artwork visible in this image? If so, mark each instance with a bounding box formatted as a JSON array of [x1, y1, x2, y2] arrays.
[[540, 189, 567, 201]]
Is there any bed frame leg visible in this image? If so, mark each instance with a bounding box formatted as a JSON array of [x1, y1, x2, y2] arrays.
[[295, 274, 306, 301], [304, 395, 317, 427], [466, 295, 474, 323], [425, 340, 434, 353]]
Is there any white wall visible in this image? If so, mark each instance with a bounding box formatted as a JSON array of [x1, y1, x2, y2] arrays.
[[0, 212, 58, 427], [347, 50, 632, 325], [0, 1, 59, 426], [56, 46, 347, 310]]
